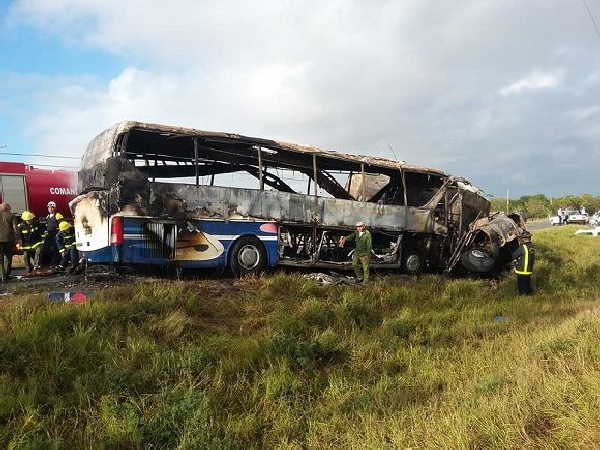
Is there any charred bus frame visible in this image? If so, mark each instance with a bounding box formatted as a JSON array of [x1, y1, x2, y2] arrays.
[[74, 121, 520, 275]]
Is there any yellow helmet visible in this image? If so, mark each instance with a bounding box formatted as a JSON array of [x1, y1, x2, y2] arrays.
[[58, 221, 72, 232], [55, 213, 64, 220], [21, 211, 35, 221]]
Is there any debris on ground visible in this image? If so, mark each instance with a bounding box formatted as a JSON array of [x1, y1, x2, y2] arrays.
[[48, 291, 91, 305], [303, 272, 358, 286], [575, 226, 600, 236]]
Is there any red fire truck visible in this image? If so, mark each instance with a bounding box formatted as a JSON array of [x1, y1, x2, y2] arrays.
[[0, 162, 77, 218]]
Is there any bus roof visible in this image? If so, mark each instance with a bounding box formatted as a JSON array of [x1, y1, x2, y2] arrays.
[[82, 120, 447, 177]]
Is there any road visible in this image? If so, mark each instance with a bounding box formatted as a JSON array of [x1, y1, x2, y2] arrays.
[[527, 220, 553, 231]]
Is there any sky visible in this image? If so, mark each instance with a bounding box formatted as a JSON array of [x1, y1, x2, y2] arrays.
[[2, 0, 600, 197]]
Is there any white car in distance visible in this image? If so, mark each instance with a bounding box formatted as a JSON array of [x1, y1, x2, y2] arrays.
[[550, 210, 589, 225]]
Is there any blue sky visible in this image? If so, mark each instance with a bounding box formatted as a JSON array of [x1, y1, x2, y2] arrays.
[[1, 0, 600, 196], [0, 0, 123, 165]]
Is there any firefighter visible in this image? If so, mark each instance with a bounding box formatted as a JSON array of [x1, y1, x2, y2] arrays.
[[17, 211, 44, 274], [42, 201, 63, 267], [340, 221, 372, 283], [55, 221, 79, 273], [512, 231, 535, 295]]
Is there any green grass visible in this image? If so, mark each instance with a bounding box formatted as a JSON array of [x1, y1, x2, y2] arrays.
[[2, 225, 600, 448]]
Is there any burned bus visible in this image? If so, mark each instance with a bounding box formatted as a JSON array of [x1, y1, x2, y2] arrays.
[[72, 121, 526, 276]]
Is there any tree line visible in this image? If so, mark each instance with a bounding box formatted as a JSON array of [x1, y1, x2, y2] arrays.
[[489, 194, 600, 219]]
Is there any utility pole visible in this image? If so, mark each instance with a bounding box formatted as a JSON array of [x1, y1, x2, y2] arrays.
[[506, 189, 509, 214]]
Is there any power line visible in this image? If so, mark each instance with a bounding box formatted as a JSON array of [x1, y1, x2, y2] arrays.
[[0, 152, 80, 160], [27, 163, 79, 169], [582, 0, 600, 41]]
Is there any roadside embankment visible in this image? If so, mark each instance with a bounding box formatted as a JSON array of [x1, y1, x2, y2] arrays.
[[1, 226, 600, 447]]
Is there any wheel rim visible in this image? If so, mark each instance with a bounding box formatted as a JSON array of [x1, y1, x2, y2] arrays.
[[405, 254, 421, 273], [237, 244, 261, 270], [471, 249, 487, 258]]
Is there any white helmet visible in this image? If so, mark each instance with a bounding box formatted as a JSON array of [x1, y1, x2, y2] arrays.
[[47, 201, 56, 207]]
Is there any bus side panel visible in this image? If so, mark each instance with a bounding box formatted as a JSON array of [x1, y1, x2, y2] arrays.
[[79, 215, 279, 269], [120, 217, 178, 265], [80, 247, 113, 263], [194, 220, 279, 267]]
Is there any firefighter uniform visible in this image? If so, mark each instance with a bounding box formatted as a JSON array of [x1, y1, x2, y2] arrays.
[[56, 221, 79, 272], [512, 240, 535, 295], [42, 201, 63, 266], [17, 211, 44, 273]]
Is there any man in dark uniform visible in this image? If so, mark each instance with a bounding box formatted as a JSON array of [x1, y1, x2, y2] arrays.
[[17, 211, 45, 274], [42, 201, 63, 267], [512, 231, 535, 295], [340, 221, 373, 283]]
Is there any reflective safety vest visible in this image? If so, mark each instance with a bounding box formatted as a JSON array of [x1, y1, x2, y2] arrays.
[[513, 242, 535, 276], [56, 231, 77, 252], [17, 221, 44, 250]]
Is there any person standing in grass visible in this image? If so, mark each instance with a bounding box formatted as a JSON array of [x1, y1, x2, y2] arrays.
[[0, 203, 16, 282], [340, 221, 372, 283], [512, 231, 535, 295]]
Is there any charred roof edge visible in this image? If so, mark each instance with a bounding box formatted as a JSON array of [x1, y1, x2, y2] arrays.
[[82, 120, 448, 176]]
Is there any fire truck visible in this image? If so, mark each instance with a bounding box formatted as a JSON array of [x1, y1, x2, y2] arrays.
[[0, 162, 77, 218]]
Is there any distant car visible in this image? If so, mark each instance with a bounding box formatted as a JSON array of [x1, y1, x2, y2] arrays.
[[566, 211, 589, 224], [590, 212, 600, 227], [550, 210, 589, 225]]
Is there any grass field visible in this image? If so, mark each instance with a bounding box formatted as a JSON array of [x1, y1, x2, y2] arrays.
[[1, 225, 600, 448]]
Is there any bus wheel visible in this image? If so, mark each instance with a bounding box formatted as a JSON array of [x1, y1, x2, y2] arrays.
[[403, 252, 422, 274], [229, 236, 267, 277], [460, 248, 496, 273]]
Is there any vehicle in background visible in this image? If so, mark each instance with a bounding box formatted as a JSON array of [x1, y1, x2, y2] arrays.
[[566, 210, 589, 224], [550, 209, 589, 225], [590, 212, 600, 227], [0, 162, 77, 218], [72, 121, 528, 276]]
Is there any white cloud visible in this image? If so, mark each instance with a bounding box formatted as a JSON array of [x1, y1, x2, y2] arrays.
[[6, 0, 600, 196], [499, 69, 564, 96], [566, 105, 600, 122]]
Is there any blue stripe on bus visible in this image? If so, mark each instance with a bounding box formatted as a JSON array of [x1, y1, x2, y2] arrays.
[[121, 220, 277, 236], [84, 218, 279, 267], [80, 246, 113, 263]]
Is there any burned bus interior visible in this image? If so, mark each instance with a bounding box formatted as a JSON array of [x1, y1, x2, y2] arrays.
[[79, 121, 520, 274]]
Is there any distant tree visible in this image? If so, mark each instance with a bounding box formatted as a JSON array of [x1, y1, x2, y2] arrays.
[[524, 197, 550, 218], [489, 198, 506, 213], [579, 194, 600, 214], [490, 193, 600, 217], [556, 195, 579, 210]]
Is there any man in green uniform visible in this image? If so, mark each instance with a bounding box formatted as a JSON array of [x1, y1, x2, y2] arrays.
[[340, 221, 372, 283], [512, 231, 535, 295], [0, 203, 16, 282]]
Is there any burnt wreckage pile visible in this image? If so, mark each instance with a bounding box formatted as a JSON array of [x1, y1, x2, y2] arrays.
[[79, 121, 527, 274]]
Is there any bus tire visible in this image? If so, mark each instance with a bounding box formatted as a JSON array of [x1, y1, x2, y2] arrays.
[[460, 248, 496, 273], [403, 252, 422, 274], [229, 236, 267, 277]]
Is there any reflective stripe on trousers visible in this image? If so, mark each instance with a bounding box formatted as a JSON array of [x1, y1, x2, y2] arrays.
[[514, 244, 532, 275]]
